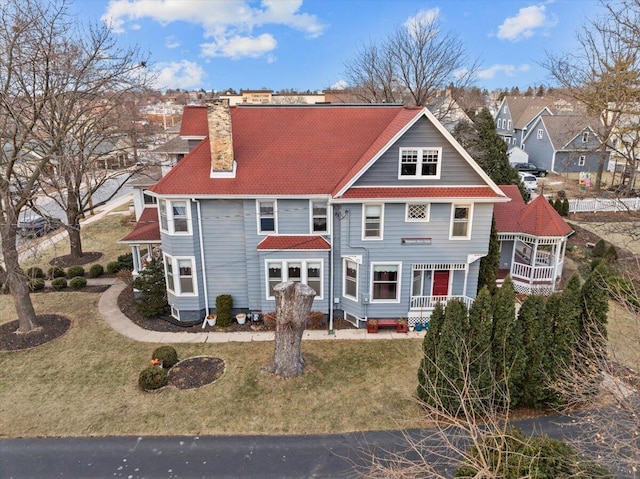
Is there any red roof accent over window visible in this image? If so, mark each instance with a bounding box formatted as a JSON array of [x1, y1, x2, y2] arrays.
[[179, 106, 208, 137], [257, 235, 330, 250], [120, 208, 160, 243], [339, 186, 502, 199], [494, 185, 572, 237]]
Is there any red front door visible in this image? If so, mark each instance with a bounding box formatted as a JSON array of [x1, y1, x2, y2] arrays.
[[433, 271, 450, 296]]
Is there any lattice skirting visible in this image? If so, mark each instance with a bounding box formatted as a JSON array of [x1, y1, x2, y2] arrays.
[[512, 282, 555, 296]]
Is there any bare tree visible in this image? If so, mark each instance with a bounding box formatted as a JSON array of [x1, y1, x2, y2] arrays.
[[543, 2, 640, 190], [343, 11, 478, 108], [0, 0, 149, 332], [265, 281, 315, 379]]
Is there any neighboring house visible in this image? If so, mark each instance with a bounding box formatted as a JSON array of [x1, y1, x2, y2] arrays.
[[220, 89, 326, 106], [494, 96, 579, 150], [522, 115, 606, 174], [426, 91, 473, 133], [494, 185, 572, 295], [121, 100, 508, 327]]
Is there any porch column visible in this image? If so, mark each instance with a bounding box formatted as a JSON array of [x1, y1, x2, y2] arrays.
[[132, 244, 141, 273], [553, 239, 564, 284], [530, 238, 540, 285], [510, 237, 518, 278]]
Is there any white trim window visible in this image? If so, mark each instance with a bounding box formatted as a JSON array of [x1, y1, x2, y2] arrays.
[[450, 204, 473, 239], [164, 254, 197, 296], [310, 200, 328, 234], [257, 200, 277, 234], [582, 131, 589, 143], [405, 203, 430, 222], [343, 259, 358, 301], [398, 147, 441, 179], [265, 259, 323, 299], [371, 263, 401, 303], [537, 129, 543, 139], [507, 120, 512, 130], [578, 155, 586, 167], [362, 204, 384, 240], [159, 199, 191, 235], [143, 193, 157, 205]]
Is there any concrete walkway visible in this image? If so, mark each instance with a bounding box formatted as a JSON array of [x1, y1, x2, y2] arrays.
[[97, 279, 426, 344]]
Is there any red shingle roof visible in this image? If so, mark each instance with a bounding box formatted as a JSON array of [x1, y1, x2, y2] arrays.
[[151, 105, 428, 196], [494, 185, 572, 237], [339, 186, 502, 200], [179, 106, 208, 137], [119, 208, 160, 243], [257, 235, 330, 250]]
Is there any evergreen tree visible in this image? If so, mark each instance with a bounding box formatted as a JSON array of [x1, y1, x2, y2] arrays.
[[132, 258, 169, 318], [467, 287, 494, 404], [491, 277, 525, 407], [478, 216, 500, 295], [518, 295, 552, 407], [552, 274, 582, 369], [561, 198, 570, 216], [417, 302, 445, 403], [553, 198, 562, 214]]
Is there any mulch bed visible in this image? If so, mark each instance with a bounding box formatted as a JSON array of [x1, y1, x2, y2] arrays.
[[167, 356, 225, 390], [117, 287, 356, 333], [49, 251, 103, 267], [0, 314, 71, 351]]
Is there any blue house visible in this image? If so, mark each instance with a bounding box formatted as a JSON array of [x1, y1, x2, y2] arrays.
[[121, 100, 508, 328]]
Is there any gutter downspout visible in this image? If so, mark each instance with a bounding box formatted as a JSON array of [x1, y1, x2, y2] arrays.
[[328, 202, 334, 335], [195, 199, 210, 316]]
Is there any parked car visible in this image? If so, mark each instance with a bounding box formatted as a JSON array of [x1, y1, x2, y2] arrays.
[[513, 162, 548, 177], [518, 172, 538, 192], [17, 215, 62, 238]]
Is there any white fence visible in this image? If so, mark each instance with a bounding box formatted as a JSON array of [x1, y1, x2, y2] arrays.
[[568, 197, 640, 214]]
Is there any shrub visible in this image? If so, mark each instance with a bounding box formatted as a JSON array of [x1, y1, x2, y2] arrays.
[[307, 311, 326, 329], [48, 266, 66, 279], [26, 267, 44, 279], [132, 258, 168, 318], [138, 366, 168, 391], [66, 265, 85, 278], [604, 245, 618, 262], [51, 277, 68, 290], [591, 239, 606, 258], [117, 252, 134, 271], [152, 346, 179, 369], [106, 261, 120, 274], [69, 276, 87, 290], [216, 294, 233, 327], [88, 264, 104, 278], [29, 278, 45, 292], [561, 198, 570, 216]]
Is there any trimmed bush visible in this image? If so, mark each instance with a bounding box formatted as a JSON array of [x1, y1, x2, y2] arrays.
[[592, 239, 606, 258], [106, 261, 120, 274], [51, 277, 68, 290], [117, 252, 134, 271], [216, 294, 233, 327], [29, 278, 45, 292], [604, 245, 618, 262], [66, 265, 85, 278], [69, 276, 87, 290], [48, 266, 66, 279], [88, 264, 104, 278], [26, 267, 44, 279], [138, 366, 168, 391], [152, 346, 179, 369]]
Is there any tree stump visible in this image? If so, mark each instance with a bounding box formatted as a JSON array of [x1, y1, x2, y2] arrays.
[[265, 281, 316, 379]]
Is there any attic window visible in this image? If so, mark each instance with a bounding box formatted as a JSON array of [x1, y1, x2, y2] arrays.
[[537, 129, 543, 139], [399, 147, 441, 179], [582, 131, 589, 142]]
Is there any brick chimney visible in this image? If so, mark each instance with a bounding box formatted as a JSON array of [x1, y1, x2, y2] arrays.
[[207, 98, 235, 177]]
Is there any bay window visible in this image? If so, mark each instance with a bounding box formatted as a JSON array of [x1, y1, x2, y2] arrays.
[[159, 199, 191, 235], [164, 254, 197, 296]]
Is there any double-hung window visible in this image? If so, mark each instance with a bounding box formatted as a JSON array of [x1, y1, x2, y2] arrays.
[[578, 155, 586, 167], [311, 201, 328, 233], [343, 259, 358, 301], [159, 199, 191, 234], [363, 204, 383, 240], [164, 254, 197, 296], [450, 204, 472, 239], [537, 129, 544, 139], [257, 200, 277, 234], [265, 260, 323, 299], [371, 263, 401, 302], [399, 147, 441, 179], [405, 203, 430, 222], [582, 131, 589, 143]]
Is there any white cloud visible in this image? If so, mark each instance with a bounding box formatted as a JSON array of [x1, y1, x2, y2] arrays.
[[404, 8, 440, 32], [153, 60, 205, 90], [165, 35, 181, 49], [496, 4, 557, 42], [477, 64, 530, 80], [330, 80, 348, 90], [102, 0, 325, 58]]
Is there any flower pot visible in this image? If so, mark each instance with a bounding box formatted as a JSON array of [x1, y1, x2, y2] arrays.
[[415, 323, 423, 331], [409, 325, 415, 332], [204, 314, 217, 327], [236, 313, 247, 325]]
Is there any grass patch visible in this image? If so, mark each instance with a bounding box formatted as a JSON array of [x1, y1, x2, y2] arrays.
[[608, 300, 640, 373], [0, 290, 427, 437], [19, 214, 133, 270]]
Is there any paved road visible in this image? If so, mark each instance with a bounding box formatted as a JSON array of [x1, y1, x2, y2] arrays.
[[0, 414, 603, 479]]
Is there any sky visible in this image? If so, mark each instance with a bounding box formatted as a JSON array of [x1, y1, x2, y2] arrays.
[[75, 0, 604, 93]]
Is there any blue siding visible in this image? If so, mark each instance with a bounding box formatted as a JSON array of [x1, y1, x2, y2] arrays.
[[522, 120, 555, 171]]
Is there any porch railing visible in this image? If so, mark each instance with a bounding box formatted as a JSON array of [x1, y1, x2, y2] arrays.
[[409, 295, 473, 310], [511, 262, 555, 282]]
